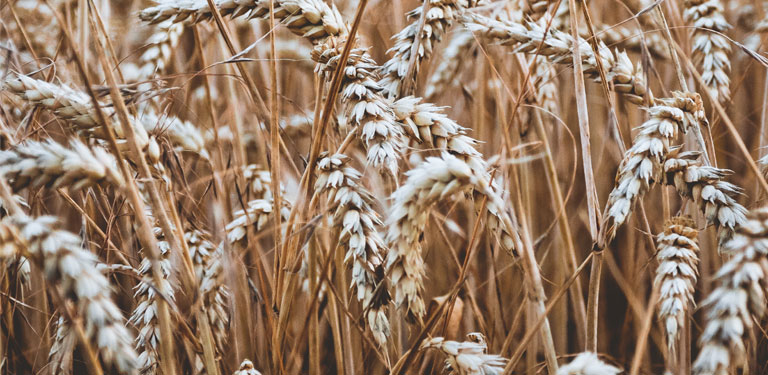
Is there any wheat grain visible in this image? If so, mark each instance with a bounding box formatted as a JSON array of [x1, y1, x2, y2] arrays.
[[692, 205, 768, 374], [316, 153, 390, 344], [420, 334, 508, 375], [684, 0, 732, 102], [654, 216, 699, 353], [663, 150, 747, 245], [424, 29, 475, 99]]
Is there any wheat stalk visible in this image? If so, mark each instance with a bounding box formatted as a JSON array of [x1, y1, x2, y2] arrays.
[[663, 150, 747, 245], [1, 215, 138, 373], [692, 205, 768, 374], [420, 333, 508, 375], [315, 153, 391, 344], [654, 216, 699, 354], [598, 92, 706, 248], [684, 0, 732, 102]]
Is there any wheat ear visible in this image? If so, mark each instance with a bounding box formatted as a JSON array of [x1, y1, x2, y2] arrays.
[[663, 150, 747, 245], [316, 153, 391, 344], [129, 228, 175, 375], [186, 230, 231, 352], [0, 138, 124, 192], [424, 29, 475, 99], [312, 38, 405, 175], [139, 0, 346, 43], [654, 216, 699, 353], [692, 206, 768, 374], [684, 0, 732, 102], [464, 13, 650, 104], [598, 92, 705, 248], [420, 333, 508, 375], [378, 0, 476, 98], [1, 215, 138, 373]]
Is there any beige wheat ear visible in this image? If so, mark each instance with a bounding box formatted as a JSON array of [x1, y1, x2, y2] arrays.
[[599, 92, 705, 249], [420, 335, 508, 374], [557, 352, 622, 375], [654, 216, 699, 355], [378, 0, 477, 98], [312, 38, 405, 175], [2, 215, 139, 374], [684, 0, 732, 103], [693, 205, 768, 374], [662, 150, 747, 245], [315, 153, 391, 345]]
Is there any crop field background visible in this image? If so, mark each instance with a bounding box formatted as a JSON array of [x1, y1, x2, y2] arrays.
[[1, 0, 768, 374]]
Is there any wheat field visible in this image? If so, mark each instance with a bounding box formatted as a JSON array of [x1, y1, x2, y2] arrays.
[[1, 0, 768, 374]]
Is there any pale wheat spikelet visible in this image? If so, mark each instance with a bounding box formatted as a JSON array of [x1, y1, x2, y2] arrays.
[[226, 199, 290, 243], [129, 235, 174, 375], [684, 0, 732, 102], [693, 206, 768, 374], [2, 215, 138, 373], [385, 153, 485, 320], [243, 165, 275, 200], [390, 96, 517, 255], [137, 20, 185, 80], [663, 151, 747, 245], [599, 92, 706, 248], [48, 317, 75, 375], [0, 139, 124, 192], [233, 360, 262, 375], [378, 0, 477, 98], [557, 352, 622, 375], [3, 74, 151, 148], [654, 216, 699, 353], [139, 109, 211, 160], [464, 14, 649, 104], [185, 230, 230, 351], [315, 153, 391, 344], [4, 74, 105, 128], [312, 38, 405, 175], [424, 29, 475, 99], [420, 334, 508, 375], [139, 0, 346, 43]]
